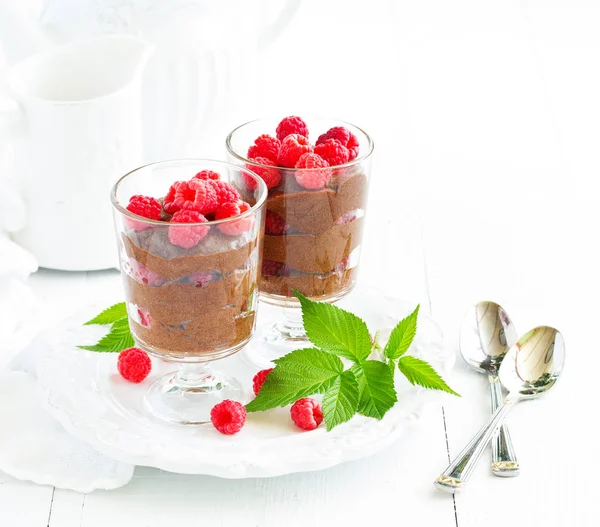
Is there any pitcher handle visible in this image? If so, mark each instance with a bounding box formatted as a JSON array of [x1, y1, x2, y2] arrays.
[[258, 0, 302, 49]]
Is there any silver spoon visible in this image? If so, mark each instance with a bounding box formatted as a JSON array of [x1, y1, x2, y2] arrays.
[[459, 301, 520, 477], [435, 325, 565, 493]]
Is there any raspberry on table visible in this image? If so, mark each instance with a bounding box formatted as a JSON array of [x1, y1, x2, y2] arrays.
[[247, 134, 281, 164], [276, 116, 309, 141], [265, 210, 289, 235], [126, 195, 162, 231], [244, 157, 281, 190], [208, 180, 240, 206], [163, 179, 218, 215], [278, 134, 313, 168], [252, 368, 274, 396], [215, 200, 254, 236], [261, 259, 290, 277], [316, 126, 360, 160], [168, 210, 210, 249], [210, 399, 247, 435], [294, 152, 332, 189], [314, 138, 350, 166], [117, 347, 152, 383], [290, 398, 323, 431], [194, 170, 221, 181]]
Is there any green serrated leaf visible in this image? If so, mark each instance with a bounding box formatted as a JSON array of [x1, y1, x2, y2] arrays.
[[397, 356, 460, 396], [294, 291, 371, 363], [384, 304, 420, 359], [78, 318, 134, 352], [322, 370, 359, 431], [84, 302, 128, 326], [246, 348, 344, 412], [351, 360, 397, 419]]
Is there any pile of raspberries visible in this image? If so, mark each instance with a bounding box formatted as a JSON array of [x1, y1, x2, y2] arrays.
[[246, 116, 360, 191]]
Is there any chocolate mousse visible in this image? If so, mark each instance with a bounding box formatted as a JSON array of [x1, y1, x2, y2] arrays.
[[261, 169, 368, 300], [121, 227, 259, 359]]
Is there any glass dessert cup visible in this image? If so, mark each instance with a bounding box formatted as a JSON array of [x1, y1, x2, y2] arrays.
[[111, 159, 267, 424], [226, 118, 373, 357]]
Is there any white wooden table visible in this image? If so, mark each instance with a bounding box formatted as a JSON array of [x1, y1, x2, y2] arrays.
[[1, 1, 599, 525]]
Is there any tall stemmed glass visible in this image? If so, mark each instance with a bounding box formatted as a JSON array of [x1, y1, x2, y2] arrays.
[[226, 119, 373, 357], [111, 159, 267, 424]]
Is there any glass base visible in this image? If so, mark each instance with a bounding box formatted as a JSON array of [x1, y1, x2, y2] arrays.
[[144, 363, 249, 425]]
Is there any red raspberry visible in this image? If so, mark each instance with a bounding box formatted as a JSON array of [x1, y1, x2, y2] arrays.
[[247, 134, 281, 164], [208, 180, 240, 206], [117, 347, 152, 383], [278, 134, 313, 168], [125, 195, 162, 231], [194, 170, 220, 181], [215, 200, 254, 236], [210, 399, 247, 435], [294, 153, 332, 189], [265, 210, 289, 235], [314, 139, 350, 166], [276, 116, 309, 141], [137, 307, 151, 327], [168, 210, 209, 249], [187, 270, 219, 287], [252, 368, 274, 396], [316, 126, 359, 160], [244, 157, 281, 190], [163, 179, 218, 215], [125, 258, 166, 287], [261, 259, 290, 277], [290, 398, 323, 431]]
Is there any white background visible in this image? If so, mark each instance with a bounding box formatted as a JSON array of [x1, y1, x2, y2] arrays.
[[1, 0, 600, 525]]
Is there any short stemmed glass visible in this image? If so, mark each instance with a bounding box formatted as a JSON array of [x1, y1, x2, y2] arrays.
[[226, 119, 374, 356], [111, 159, 267, 424]]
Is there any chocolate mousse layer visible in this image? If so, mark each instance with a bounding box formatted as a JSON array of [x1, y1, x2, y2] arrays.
[[121, 228, 259, 358], [261, 171, 367, 300]]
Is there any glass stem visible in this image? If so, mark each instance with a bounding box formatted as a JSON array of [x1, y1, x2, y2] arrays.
[[172, 363, 218, 391], [273, 306, 307, 340]]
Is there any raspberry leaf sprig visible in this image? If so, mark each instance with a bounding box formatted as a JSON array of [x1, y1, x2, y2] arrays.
[[246, 291, 459, 431], [78, 302, 135, 352]]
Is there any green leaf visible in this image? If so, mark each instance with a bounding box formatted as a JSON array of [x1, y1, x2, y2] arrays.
[[397, 356, 460, 396], [322, 370, 359, 431], [84, 302, 127, 326], [351, 360, 397, 419], [384, 304, 420, 359], [246, 348, 344, 412], [294, 291, 371, 362], [78, 318, 134, 352]]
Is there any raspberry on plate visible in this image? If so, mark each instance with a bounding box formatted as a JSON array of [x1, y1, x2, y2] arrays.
[[316, 126, 360, 160], [290, 398, 323, 431], [208, 180, 240, 207], [193, 170, 220, 181], [265, 210, 289, 235], [210, 399, 247, 435], [168, 210, 210, 249], [278, 134, 313, 168], [252, 368, 274, 396], [125, 195, 162, 231], [118, 347, 152, 383], [244, 157, 281, 190], [215, 200, 254, 236], [276, 116, 309, 141], [294, 152, 332, 189], [163, 179, 218, 215], [247, 134, 281, 164], [314, 138, 350, 166]]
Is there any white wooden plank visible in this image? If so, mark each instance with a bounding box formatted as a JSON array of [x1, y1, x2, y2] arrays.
[[48, 490, 85, 527], [0, 472, 53, 526]]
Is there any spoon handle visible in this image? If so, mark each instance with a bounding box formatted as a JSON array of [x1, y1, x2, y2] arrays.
[[434, 399, 516, 493], [488, 374, 520, 477]]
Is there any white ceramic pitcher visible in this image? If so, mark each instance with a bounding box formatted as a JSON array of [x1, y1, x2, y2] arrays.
[[0, 0, 302, 161], [0, 35, 153, 270]]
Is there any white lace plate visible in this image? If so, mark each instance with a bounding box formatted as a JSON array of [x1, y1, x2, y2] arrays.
[[37, 287, 454, 478]]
